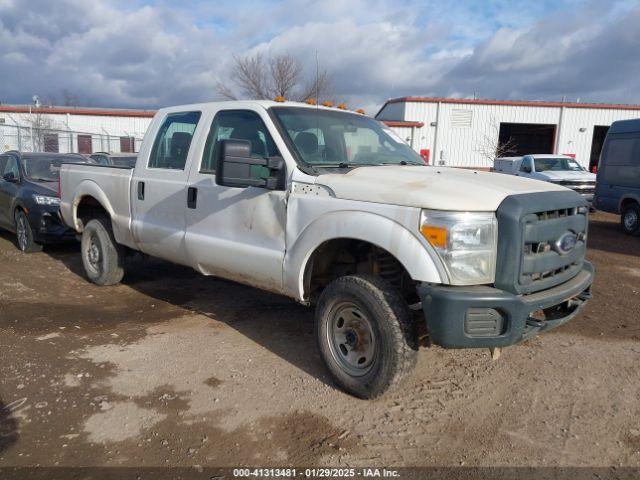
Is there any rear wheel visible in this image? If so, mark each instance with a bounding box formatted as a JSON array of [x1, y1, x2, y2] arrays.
[[315, 274, 418, 399], [81, 217, 124, 285], [621, 203, 640, 236], [15, 210, 42, 253]]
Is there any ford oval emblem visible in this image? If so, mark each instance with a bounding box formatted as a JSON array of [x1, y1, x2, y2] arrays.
[[555, 232, 578, 255]]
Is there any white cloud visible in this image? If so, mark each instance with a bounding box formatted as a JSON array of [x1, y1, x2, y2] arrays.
[[0, 0, 638, 113], [442, 2, 640, 103]]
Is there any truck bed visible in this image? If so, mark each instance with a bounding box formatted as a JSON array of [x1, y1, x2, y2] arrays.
[[59, 163, 137, 249]]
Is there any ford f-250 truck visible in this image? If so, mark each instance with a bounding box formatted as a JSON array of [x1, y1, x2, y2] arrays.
[[59, 101, 594, 399]]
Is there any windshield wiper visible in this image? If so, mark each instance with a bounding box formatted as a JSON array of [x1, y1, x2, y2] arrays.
[[313, 161, 422, 170], [29, 176, 55, 182], [314, 163, 371, 168], [378, 161, 423, 166]]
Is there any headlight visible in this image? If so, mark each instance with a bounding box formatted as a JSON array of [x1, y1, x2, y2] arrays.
[[33, 194, 61, 206], [420, 210, 497, 285]]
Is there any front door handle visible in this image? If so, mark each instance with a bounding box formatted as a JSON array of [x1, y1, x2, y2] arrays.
[[187, 186, 198, 209], [137, 181, 145, 200]]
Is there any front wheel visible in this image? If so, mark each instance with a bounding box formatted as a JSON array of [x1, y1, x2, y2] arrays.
[[81, 217, 124, 286], [315, 274, 418, 399], [621, 203, 640, 236], [15, 210, 42, 253]]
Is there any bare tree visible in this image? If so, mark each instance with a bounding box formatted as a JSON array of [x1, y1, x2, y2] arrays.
[[217, 52, 332, 102], [270, 54, 302, 98], [476, 117, 518, 165], [62, 89, 80, 106], [298, 69, 332, 104], [40, 90, 81, 108], [25, 110, 56, 152]]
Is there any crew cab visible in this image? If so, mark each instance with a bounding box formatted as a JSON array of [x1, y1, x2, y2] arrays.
[[494, 154, 597, 205], [59, 101, 595, 398]]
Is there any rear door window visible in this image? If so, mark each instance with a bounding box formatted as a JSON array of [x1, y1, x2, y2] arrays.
[[149, 111, 201, 170], [604, 137, 639, 166]]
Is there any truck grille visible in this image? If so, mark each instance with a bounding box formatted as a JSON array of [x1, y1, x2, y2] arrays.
[[495, 191, 589, 295], [555, 181, 596, 195], [521, 207, 587, 290]]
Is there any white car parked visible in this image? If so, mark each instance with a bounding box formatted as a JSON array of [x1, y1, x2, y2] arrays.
[[59, 101, 594, 398], [494, 154, 597, 204]]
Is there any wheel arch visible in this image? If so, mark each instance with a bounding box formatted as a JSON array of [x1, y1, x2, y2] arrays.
[[619, 194, 640, 212], [283, 210, 445, 302], [68, 181, 116, 233], [12, 199, 28, 217]]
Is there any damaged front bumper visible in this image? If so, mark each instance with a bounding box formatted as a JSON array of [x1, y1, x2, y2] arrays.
[[32, 209, 76, 244], [417, 261, 594, 349]]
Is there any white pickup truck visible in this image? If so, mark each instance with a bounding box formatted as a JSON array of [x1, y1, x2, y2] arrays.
[[59, 101, 594, 398], [494, 154, 597, 205]]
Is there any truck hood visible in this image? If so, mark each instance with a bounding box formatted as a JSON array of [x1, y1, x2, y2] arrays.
[[316, 165, 569, 211], [536, 170, 596, 181]]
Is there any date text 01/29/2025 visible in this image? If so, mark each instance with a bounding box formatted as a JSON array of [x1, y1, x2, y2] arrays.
[[232, 468, 401, 478]]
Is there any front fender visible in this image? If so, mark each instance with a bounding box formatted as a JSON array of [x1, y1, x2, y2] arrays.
[[283, 209, 446, 301], [9, 197, 28, 230]]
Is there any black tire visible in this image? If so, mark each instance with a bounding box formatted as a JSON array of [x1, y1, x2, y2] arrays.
[[81, 217, 124, 286], [315, 274, 418, 399], [621, 203, 640, 236], [14, 210, 42, 253]]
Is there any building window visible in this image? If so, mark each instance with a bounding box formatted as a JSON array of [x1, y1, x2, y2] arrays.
[[44, 133, 59, 153], [78, 135, 93, 154], [120, 136, 135, 153]]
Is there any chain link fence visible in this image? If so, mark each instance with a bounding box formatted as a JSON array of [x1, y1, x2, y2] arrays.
[[0, 123, 144, 155]]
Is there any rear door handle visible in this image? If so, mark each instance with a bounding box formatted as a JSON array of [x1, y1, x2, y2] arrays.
[[137, 181, 145, 200], [187, 186, 198, 209]]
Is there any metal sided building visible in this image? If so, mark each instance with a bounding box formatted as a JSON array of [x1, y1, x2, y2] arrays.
[[376, 97, 640, 170], [0, 105, 154, 154]]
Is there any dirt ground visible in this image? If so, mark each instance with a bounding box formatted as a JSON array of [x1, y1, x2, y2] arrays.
[[0, 211, 638, 472]]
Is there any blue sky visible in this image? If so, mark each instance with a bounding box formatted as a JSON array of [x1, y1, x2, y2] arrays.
[[1, 0, 639, 113]]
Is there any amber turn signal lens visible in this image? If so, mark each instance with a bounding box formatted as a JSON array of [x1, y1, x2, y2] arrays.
[[421, 225, 447, 249]]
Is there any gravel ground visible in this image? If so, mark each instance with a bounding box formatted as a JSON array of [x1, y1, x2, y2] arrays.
[[0, 211, 638, 472]]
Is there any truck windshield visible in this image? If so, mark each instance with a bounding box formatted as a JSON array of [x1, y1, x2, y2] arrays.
[[534, 157, 585, 172], [22, 155, 87, 182], [271, 107, 424, 167]]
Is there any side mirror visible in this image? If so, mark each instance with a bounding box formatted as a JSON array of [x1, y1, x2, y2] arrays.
[[2, 172, 18, 183], [215, 139, 284, 189]]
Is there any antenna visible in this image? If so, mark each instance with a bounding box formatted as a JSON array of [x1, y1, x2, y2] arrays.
[[315, 50, 320, 137]]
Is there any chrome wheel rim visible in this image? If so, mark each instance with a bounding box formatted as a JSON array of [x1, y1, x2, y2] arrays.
[[85, 234, 102, 274], [16, 216, 28, 251], [624, 210, 638, 231], [327, 302, 377, 377]]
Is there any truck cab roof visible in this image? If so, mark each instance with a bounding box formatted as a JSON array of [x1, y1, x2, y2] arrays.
[[155, 100, 351, 116], [496, 154, 575, 162]]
